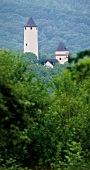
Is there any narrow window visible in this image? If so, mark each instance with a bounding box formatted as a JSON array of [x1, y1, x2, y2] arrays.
[[60, 58, 61, 60], [30, 27, 32, 30], [25, 27, 26, 30], [26, 43, 27, 46]]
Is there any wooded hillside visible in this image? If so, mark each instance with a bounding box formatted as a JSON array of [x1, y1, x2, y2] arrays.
[[0, 0, 90, 54]]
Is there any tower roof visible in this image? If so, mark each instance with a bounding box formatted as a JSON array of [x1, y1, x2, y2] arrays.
[[25, 17, 37, 27], [56, 42, 68, 51]]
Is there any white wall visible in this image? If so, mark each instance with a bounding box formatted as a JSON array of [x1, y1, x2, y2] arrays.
[[24, 27, 38, 59], [55, 51, 69, 64], [44, 61, 53, 68]]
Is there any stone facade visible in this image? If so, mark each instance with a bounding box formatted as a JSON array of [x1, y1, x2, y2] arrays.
[[24, 17, 38, 59]]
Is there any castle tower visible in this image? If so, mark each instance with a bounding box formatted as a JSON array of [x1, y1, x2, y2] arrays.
[[55, 42, 69, 64], [24, 17, 38, 59]]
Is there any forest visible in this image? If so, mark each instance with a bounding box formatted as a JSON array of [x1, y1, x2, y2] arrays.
[[0, 0, 90, 169], [0, 48, 90, 170], [0, 0, 90, 54]]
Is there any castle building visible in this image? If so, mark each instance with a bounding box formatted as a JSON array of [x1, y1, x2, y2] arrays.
[[24, 17, 38, 59], [24, 17, 69, 66], [41, 59, 58, 68], [55, 42, 69, 64]]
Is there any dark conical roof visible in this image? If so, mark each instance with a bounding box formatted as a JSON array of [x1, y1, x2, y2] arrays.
[[56, 42, 68, 51], [25, 17, 37, 27]]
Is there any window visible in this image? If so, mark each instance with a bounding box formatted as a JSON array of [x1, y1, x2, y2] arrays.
[[30, 27, 32, 30], [25, 27, 26, 30], [26, 43, 27, 46], [59, 58, 61, 60]]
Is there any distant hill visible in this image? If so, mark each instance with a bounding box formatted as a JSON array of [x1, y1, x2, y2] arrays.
[[0, 0, 90, 54]]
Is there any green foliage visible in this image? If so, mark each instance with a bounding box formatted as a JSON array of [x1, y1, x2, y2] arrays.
[[68, 50, 90, 63], [0, 49, 90, 170], [0, 158, 31, 170]]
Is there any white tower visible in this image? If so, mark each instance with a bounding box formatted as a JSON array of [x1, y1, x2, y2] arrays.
[[24, 17, 38, 59], [55, 42, 69, 64]]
